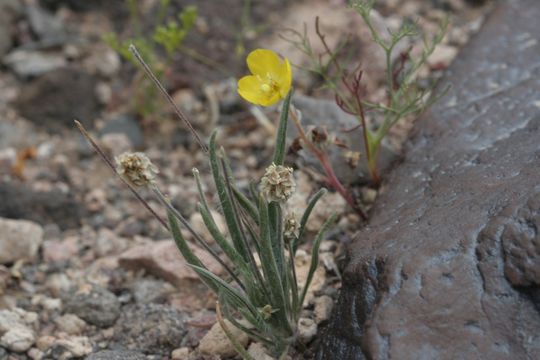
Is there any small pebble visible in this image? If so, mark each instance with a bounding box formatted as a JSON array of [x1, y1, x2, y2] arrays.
[[297, 317, 317, 343], [314, 295, 334, 324], [171, 347, 190, 359]]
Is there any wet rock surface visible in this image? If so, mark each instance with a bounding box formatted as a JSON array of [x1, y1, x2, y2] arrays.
[[317, 1, 540, 359]]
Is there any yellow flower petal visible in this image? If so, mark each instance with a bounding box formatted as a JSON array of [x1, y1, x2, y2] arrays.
[[247, 49, 282, 77], [238, 48, 292, 106], [259, 91, 282, 106], [277, 58, 292, 97], [238, 75, 266, 105], [238, 75, 281, 106]]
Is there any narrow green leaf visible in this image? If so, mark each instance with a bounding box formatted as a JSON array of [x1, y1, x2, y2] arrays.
[[298, 213, 337, 310], [160, 190, 245, 291], [294, 188, 327, 254], [216, 306, 256, 360], [209, 131, 249, 262], [194, 169, 252, 279], [268, 202, 285, 273], [219, 298, 274, 346], [219, 148, 259, 225], [272, 90, 293, 166], [241, 213, 261, 254], [249, 181, 260, 205], [232, 186, 259, 225], [197, 203, 249, 273], [193, 169, 252, 278], [258, 198, 283, 299], [258, 197, 292, 334], [191, 264, 260, 319], [286, 241, 299, 320], [220, 157, 268, 297], [268, 202, 291, 317], [168, 211, 218, 293]]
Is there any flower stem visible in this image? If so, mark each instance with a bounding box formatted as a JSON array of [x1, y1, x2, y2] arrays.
[[289, 106, 367, 220], [74, 120, 169, 229], [216, 302, 256, 360]]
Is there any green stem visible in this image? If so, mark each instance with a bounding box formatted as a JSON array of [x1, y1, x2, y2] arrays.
[[216, 302, 256, 360], [278, 345, 290, 360], [385, 44, 395, 105]]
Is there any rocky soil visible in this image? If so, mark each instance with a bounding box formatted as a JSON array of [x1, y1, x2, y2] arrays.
[[0, 0, 492, 359]]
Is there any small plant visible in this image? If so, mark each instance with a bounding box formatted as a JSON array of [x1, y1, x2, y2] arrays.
[[103, 0, 198, 119], [78, 48, 335, 359], [238, 50, 368, 218], [282, 0, 449, 184]]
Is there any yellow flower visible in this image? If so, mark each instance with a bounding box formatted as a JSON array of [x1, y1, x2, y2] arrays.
[[237, 49, 292, 106]]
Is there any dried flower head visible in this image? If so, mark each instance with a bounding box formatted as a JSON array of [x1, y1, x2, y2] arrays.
[[260, 163, 296, 203], [115, 152, 159, 187], [283, 211, 300, 242]]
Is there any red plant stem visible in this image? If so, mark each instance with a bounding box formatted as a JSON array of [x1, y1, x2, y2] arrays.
[[353, 85, 381, 185], [289, 107, 367, 220], [319, 153, 366, 220]]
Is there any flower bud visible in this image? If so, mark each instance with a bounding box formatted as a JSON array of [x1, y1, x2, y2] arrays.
[[283, 211, 300, 242]]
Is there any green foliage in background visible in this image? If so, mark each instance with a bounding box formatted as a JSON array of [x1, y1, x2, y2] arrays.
[[103, 0, 197, 118], [283, 0, 448, 184]]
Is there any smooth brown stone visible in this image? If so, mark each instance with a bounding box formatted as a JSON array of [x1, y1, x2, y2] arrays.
[[317, 0, 540, 359]]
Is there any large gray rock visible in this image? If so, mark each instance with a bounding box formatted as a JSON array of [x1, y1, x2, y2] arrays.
[[99, 115, 144, 150], [39, 0, 108, 12], [111, 304, 187, 355], [0, 309, 37, 353], [64, 285, 121, 328], [14, 67, 100, 131], [26, 4, 65, 42], [0, 0, 23, 58], [4, 49, 67, 78], [0, 218, 43, 264], [0, 182, 83, 230], [317, 1, 540, 359], [85, 350, 147, 360]]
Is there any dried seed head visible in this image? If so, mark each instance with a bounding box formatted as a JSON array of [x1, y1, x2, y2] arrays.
[[115, 152, 159, 187], [260, 163, 296, 203], [283, 211, 300, 242]]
